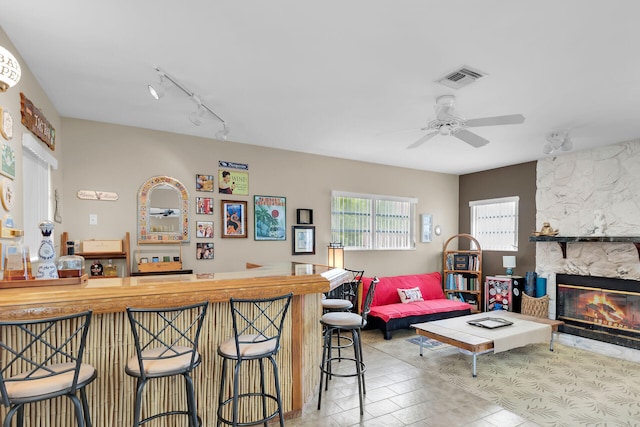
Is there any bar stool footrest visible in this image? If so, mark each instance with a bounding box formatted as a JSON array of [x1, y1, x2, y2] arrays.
[[139, 411, 201, 426], [320, 356, 367, 378], [217, 393, 280, 427]]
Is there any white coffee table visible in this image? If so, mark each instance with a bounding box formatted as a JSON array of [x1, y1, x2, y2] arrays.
[[412, 311, 563, 377]]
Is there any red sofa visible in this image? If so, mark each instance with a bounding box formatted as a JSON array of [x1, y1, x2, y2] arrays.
[[362, 272, 472, 339]]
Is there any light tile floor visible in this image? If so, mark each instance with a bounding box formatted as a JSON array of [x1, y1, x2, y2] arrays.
[[287, 328, 540, 427]]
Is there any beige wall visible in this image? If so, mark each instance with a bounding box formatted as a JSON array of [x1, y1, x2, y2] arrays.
[[61, 118, 459, 276], [2, 24, 459, 278]]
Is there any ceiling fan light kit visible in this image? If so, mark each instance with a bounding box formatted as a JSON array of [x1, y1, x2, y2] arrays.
[[148, 66, 229, 139], [407, 95, 525, 149]]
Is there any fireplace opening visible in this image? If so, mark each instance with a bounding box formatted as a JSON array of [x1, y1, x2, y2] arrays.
[[556, 274, 640, 350]]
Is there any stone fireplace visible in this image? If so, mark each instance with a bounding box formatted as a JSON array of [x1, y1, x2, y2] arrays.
[[534, 140, 640, 359], [555, 274, 640, 350]]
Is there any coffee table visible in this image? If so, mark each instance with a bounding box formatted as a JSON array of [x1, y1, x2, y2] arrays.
[[412, 311, 563, 377]]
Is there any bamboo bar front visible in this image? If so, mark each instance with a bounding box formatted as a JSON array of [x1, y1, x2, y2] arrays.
[[0, 262, 342, 426]]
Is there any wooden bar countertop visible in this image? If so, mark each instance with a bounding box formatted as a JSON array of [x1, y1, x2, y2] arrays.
[[0, 262, 348, 319]]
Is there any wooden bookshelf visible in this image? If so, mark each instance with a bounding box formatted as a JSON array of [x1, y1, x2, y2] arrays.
[[443, 233, 482, 313]]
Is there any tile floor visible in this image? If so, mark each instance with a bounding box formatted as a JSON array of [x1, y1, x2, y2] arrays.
[[287, 328, 540, 427]]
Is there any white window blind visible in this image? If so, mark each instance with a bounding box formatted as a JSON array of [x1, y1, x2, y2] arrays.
[[470, 196, 519, 251], [331, 191, 416, 250], [23, 134, 57, 261]]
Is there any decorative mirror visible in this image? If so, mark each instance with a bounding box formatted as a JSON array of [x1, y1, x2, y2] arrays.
[[138, 176, 189, 243]]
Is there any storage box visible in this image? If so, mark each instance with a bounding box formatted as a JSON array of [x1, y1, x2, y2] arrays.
[[81, 239, 122, 253], [137, 261, 182, 273]]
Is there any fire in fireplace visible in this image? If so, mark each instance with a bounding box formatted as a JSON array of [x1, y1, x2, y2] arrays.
[[556, 274, 640, 350]]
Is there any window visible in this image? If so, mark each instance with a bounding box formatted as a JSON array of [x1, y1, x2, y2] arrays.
[[23, 133, 57, 261], [470, 196, 519, 251], [331, 191, 416, 250]]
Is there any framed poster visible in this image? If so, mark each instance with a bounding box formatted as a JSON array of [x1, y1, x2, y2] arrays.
[[221, 200, 247, 238], [292, 226, 315, 255], [254, 195, 286, 241], [196, 174, 214, 192], [1, 143, 15, 179], [196, 197, 213, 215], [218, 169, 249, 195]]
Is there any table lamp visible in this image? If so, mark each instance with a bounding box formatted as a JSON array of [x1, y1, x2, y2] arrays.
[[327, 243, 344, 268], [503, 256, 516, 276]]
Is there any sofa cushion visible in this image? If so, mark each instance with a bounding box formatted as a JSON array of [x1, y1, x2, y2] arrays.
[[362, 272, 444, 308], [369, 299, 472, 323], [397, 287, 424, 303]]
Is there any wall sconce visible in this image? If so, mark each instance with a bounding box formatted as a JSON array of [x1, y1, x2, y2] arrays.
[[0, 45, 22, 92], [503, 255, 516, 276], [327, 243, 344, 268], [148, 66, 229, 136]]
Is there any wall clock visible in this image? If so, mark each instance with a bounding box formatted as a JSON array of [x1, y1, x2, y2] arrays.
[[0, 107, 12, 140], [1, 177, 15, 211]]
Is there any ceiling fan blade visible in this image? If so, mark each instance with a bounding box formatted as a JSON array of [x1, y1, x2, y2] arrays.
[[454, 129, 489, 147], [407, 131, 438, 149], [465, 114, 525, 127]]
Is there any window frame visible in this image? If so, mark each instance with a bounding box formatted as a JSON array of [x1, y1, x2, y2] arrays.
[[469, 196, 519, 252], [331, 191, 417, 251]]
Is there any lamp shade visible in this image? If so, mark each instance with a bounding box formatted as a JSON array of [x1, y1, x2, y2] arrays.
[[502, 256, 516, 268], [0, 46, 21, 92], [327, 244, 344, 269]]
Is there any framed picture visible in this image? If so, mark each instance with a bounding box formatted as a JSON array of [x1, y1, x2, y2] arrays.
[[1, 143, 15, 179], [221, 200, 247, 238], [196, 242, 214, 259], [254, 195, 286, 241], [296, 209, 313, 225], [139, 257, 148, 264], [421, 213, 433, 243], [292, 226, 315, 255], [196, 197, 213, 215], [218, 169, 249, 196], [152, 256, 160, 263], [196, 174, 214, 192], [196, 220, 214, 238]]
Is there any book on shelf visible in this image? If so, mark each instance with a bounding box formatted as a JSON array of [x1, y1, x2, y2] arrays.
[[446, 273, 478, 291]]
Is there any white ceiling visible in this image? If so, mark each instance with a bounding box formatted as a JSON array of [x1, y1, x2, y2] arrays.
[[2, 0, 640, 174]]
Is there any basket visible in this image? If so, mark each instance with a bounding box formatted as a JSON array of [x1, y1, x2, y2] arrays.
[[521, 293, 549, 318]]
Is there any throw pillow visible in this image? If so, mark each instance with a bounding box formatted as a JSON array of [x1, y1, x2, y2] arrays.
[[397, 287, 424, 303]]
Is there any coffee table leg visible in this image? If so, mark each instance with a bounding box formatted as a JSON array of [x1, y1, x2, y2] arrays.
[[419, 336, 424, 356], [549, 331, 556, 352], [472, 353, 477, 377]]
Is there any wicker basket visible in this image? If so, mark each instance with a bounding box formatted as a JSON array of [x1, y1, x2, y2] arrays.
[[521, 293, 549, 318]]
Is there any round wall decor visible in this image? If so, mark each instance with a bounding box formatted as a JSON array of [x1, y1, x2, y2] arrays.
[[1, 177, 15, 211], [1, 107, 13, 140]]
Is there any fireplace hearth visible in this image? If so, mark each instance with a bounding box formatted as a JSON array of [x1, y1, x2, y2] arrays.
[[556, 274, 640, 350]]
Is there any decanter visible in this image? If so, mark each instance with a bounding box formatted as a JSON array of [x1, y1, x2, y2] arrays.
[[57, 241, 85, 278], [36, 220, 59, 279], [4, 233, 32, 280], [104, 259, 118, 277]]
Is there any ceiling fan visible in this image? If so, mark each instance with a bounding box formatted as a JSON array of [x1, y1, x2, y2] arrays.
[[407, 95, 525, 149]]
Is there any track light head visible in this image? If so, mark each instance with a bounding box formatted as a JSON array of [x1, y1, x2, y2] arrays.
[[148, 74, 166, 100], [215, 124, 230, 141]]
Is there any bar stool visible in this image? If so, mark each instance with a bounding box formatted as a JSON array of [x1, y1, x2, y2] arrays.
[[321, 269, 365, 356], [217, 293, 292, 427], [0, 310, 97, 427], [318, 277, 378, 416], [125, 301, 208, 427]]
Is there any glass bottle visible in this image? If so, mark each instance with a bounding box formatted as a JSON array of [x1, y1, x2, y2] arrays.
[[56, 241, 85, 278], [104, 259, 118, 277], [4, 235, 33, 280]]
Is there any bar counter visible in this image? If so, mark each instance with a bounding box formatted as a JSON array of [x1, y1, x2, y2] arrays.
[[0, 262, 346, 426]]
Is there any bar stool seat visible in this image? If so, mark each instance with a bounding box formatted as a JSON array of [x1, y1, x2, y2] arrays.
[[125, 301, 208, 427], [217, 293, 292, 427], [321, 298, 353, 311], [318, 277, 378, 416], [0, 311, 96, 427]]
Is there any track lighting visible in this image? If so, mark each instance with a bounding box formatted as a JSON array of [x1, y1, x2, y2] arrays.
[[149, 66, 229, 136]]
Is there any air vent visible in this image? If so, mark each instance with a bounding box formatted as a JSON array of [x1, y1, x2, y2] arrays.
[[436, 66, 487, 89]]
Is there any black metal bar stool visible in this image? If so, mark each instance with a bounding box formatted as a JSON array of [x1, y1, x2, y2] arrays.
[[217, 293, 292, 427], [318, 277, 378, 416], [0, 310, 97, 427], [320, 269, 364, 357], [125, 301, 209, 427]]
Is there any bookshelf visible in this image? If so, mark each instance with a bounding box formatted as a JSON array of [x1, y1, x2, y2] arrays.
[[443, 233, 482, 313]]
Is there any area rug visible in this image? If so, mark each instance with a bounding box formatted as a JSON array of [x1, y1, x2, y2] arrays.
[[367, 330, 640, 426], [406, 336, 446, 349]]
